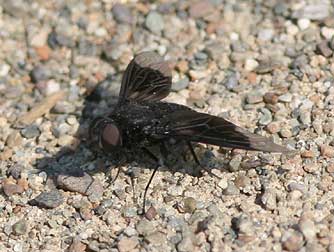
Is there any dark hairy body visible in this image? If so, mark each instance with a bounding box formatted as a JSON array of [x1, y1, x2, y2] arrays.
[[108, 101, 190, 149], [89, 51, 290, 212]]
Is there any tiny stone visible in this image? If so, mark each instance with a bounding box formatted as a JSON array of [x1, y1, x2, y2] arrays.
[[112, 4, 133, 24], [176, 60, 189, 73], [234, 175, 250, 189], [244, 59, 259, 72], [326, 163, 334, 173], [257, 29, 274, 41], [122, 207, 137, 218], [278, 93, 292, 103], [172, 77, 189, 91], [29, 190, 64, 209], [317, 41, 333, 57], [321, 26, 334, 40], [117, 237, 139, 252], [68, 239, 86, 252], [266, 122, 280, 134], [246, 91, 263, 104], [303, 162, 320, 174], [30, 65, 50, 83], [189, 0, 214, 18], [279, 128, 292, 138], [292, 4, 330, 21], [44, 80, 60, 96], [183, 197, 197, 213], [21, 125, 40, 139], [224, 74, 239, 90], [12, 220, 27, 236], [3, 180, 24, 196], [297, 18, 310, 30], [145, 206, 158, 220], [320, 145, 334, 158], [282, 231, 304, 251], [218, 177, 228, 189], [222, 182, 239, 195], [234, 214, 254, 235], [145, 11, 164, 34], [299, 218, 316, 241], [286, 24, 299, 36], [7, 164, 24, 179], [229, 155, 242, 172], [301, 150, 315, 158], [136, 219, 155, 236], [0, 63, 10, 77], [261, 188, 277, 210], [263, 92, 278, 105], [6, 131, 23, 148], [145, 232, 165, 245], [288, 182, 306, 194], [177, 235, 195, 252], [259, 107, 272, 125]]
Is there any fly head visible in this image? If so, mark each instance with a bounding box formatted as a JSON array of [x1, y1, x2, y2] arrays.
[[89, 116, 122, 152]]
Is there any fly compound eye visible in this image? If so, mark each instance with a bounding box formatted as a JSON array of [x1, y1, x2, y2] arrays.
[[101, 123, 122, 148]]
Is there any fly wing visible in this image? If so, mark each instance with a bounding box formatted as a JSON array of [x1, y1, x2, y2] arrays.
[[119, 51, 172, 103], [163, 110, 289, 153]]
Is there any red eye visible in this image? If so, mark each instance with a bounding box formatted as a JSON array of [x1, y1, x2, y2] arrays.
[[102, 124, 122, 147]]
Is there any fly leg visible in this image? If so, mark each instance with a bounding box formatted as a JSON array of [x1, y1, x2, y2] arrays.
[[187, 142, 221, 180], [140, 146, 167, 215], [106, 155, 126, 186]]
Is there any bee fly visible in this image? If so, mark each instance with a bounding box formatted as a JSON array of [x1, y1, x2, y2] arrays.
[[89, 51, 289, 213]]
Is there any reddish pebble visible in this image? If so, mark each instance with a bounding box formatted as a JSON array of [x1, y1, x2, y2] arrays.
[[35, 46, 50, 61], [145, 206, 158, 220], [320, 145, 334, 158]]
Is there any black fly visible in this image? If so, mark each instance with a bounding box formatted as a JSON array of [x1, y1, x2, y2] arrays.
[[89, 51, 289, 213]]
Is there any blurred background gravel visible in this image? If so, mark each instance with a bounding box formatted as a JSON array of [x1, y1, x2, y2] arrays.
[[0, 0, 334, 251]]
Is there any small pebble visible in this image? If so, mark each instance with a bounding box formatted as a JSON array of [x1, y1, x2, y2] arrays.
[[30, 65, 50, 83], [279, 128, 292, 138], [278, 93, 292, 103], [7, 164, 24, 179], [145, 206, 158, 220], [282, 230, 304, 251], [298, 218, 316, 241], [21, 125, 41, 139], [326, 163, 334, 173], [183, 197, 197, 213], [224, 74, 239, 90], [145, 11, 164, 34], [136, 219, 155, 236], [244, 59, 259, 72], [12, 220, 27, 236], [3, 179, 24, 196], [222, 182, 239, 196], [263, 92, 278, 105], [112, 4, 133, 24], [6, 131, 23, 148], [57, 173, 103, 202], [320, 145, 334, 158], [117, 237, 139, 252], [257, 29, 274, 41], [317, 41, 333, 57], [246, 91, 263, 104], [297, 18, 310, 30], [261, 188, 277, 210], [172, 77, 189, 91], [259, 107, 272, 125], [29, 190, 64, 209], [266, 122, 280, 134]]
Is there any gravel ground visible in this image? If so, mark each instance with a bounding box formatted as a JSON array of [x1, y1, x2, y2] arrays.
[[1, 0, 334, 251]]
